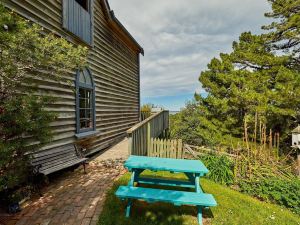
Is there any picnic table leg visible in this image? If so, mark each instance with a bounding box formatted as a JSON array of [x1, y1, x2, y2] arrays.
[[125, 170, 136, 217], [128, 171, 136, 186], [133, 169, 144, 186], [184, 172, 196, 186], [126, 200, 132, 217], [197, 206, 203, 225], [195, 174, 203, 225], [125, 169, 144, 217]]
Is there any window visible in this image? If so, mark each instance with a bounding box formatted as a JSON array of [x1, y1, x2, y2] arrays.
[[76, 68, 95, 133]]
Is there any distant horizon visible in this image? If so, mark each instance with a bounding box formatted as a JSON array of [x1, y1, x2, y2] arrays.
[[141, 93, 194, 111], [141, 92, 209, 111]]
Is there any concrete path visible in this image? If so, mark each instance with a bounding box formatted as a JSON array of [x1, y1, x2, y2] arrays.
[[92, 138, 129, 162]]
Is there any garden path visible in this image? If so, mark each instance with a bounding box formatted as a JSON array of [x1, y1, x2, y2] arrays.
[[92, 138, 129, 161], [0, 139, 128, 225]]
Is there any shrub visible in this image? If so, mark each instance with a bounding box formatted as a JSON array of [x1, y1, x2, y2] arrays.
[[200, 154, 234, 185], [0, 95, 55, 191], [239, 178, 300, 214], [141, 104, 152, 120], [0, 3, 88, 195]]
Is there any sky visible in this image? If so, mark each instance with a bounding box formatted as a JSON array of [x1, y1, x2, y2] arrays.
[[108, 0, 271, 111]]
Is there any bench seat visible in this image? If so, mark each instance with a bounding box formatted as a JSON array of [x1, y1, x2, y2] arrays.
[[40, 158, 87, 175], [116, 186, 217, 207], [30, 144, 88, 175]]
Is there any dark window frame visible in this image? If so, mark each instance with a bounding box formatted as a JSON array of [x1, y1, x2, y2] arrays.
[[75, 68, 96, 134]]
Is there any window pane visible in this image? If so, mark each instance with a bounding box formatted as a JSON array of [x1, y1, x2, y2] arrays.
[[86, 109, 92, 119], [79, 88, 86, 98], [84, 69, 92, 85], [80, 120, 87, 129], [86, 119, 92, 128], [86, 97, 91, 108], [79, 98, 85, 108], [86, 90, 91, 98], [80, 109, 85, 118], [79, 71, 85, 83]]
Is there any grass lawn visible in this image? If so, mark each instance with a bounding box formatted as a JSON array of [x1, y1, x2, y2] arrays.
[[98, 171, 300, 225]]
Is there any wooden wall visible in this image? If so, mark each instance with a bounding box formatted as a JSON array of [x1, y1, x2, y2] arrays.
[[4, 0, 141, 155]]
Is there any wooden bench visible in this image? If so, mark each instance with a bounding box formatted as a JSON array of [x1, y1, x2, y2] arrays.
[[30, 144, 88, 175], [116, 186, 217, 224]]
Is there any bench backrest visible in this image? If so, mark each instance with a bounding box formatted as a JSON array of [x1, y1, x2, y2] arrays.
[[31, 144, 81, 173]]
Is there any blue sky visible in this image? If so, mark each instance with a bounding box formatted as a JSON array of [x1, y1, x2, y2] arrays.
[[108, 0, 271, 110], [141, 93, 194, 111]]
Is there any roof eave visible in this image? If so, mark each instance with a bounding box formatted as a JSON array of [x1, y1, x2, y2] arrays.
[[102, 0, 144, 55]]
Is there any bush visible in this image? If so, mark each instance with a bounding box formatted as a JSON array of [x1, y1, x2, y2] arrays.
[[0, 3, 88, 195], [0, 95, 55, 191], [200, 154, 234, 185], [141, 104, 152, 120], [239, 178, 300, 214]]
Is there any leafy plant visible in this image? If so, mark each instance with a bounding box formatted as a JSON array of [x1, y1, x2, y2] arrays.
[[200, 154, 234, 185], [0, 3, 88, 193], [239, 178, 300, 215], [0, 95, 55, 191]]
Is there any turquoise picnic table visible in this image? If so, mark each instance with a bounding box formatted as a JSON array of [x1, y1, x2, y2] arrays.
[[115, 156, 217, 225]]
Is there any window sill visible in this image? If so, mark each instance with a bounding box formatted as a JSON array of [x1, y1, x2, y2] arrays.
[[75, 130, 99, 140]]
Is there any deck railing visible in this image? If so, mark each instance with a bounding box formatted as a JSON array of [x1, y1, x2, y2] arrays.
[[140, 110, 152, 121], [127, 110, 169, 156]]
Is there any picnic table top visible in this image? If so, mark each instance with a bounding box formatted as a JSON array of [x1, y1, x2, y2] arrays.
[[125, 156, 209, 174]]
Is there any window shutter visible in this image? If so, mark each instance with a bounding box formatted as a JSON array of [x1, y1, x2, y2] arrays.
[[63, 0, 92, 44]]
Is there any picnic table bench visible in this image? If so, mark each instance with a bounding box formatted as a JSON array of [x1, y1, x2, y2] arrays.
[[115, 156, 217, 225]]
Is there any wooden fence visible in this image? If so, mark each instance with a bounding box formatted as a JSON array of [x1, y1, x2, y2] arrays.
[[148, 138, 184, 159], [185, 144, 238, 159], [127, 110, 169, 156], [140, 110, 151, 121]]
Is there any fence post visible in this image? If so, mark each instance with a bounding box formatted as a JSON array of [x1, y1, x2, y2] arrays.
[[147, 123, 151, 156], [127, 111, 169, 156], [178, 139, 183, 159], [128, 135, 132, 155]]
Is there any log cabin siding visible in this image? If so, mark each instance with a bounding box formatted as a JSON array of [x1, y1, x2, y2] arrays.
[[4, 0, 141, 155]]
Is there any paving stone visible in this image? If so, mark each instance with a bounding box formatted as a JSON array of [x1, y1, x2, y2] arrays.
[[90, 220, 98, 225], [3, 142, 127, 225], [40, 218, 51, 225]]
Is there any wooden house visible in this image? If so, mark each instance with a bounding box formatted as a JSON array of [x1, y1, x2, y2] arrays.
[[3, 0, 144, 156]]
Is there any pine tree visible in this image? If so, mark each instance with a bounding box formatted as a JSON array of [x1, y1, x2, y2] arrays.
[[172, 0, 300, 149], [197, 32, 300, 148], [263, 0, 300, 60]]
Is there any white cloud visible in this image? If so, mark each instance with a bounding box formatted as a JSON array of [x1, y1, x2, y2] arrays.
[[108, 0, 271, 97]]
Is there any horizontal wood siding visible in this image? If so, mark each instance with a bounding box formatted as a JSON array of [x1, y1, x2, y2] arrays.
[[4, 0, 140, 155]]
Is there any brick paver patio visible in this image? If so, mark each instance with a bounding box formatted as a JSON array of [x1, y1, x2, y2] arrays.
[[0, 160, 126, 225]]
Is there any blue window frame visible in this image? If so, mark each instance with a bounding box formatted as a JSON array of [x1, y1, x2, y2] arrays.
[[76, 68, 96, 134]]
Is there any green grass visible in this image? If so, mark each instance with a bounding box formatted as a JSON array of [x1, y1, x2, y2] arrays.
[[98, 171, 300, 225]]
